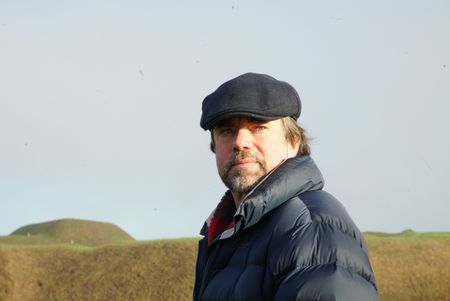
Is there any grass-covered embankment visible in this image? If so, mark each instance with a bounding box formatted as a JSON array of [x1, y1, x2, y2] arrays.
[[0, 223, 449, 301], [366, 231, 450, 301], [9, 219, 135, 246], [0, 239, 197, 301]]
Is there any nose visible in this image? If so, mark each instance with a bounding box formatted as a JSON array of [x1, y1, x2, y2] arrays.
[[233, 129, 253, 151]]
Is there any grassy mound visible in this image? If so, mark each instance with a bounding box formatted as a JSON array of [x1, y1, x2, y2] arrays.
[[9, 219, 134, 246], [0, 231, 449, 300]]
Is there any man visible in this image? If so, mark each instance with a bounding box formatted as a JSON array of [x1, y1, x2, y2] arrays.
[[194, 73, 378, 301]]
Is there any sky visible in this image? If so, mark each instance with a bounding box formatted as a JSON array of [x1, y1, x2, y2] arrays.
[[1, 0, 449, 240]]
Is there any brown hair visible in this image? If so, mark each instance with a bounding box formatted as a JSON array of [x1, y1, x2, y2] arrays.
[[281, 117, 311, 156], [209, 117, 311, 156]]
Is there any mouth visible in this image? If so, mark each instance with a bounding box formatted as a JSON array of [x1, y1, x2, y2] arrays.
[[232, 159, 258, 167]]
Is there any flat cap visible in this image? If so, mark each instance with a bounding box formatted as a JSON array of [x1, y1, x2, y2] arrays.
[[200, 72, 301, 130]]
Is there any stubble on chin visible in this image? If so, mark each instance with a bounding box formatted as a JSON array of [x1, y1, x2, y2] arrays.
[[219, 152, 267, 194]]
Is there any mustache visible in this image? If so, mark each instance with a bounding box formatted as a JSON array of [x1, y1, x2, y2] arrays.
[[222, 151, 265, 175]]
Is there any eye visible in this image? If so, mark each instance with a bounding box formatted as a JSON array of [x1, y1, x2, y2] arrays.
[[252, 125, 268, 133], [218, 127, 234, 136]]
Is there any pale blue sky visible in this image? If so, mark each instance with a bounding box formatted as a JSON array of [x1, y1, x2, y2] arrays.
[[1, 0, 449, 239]]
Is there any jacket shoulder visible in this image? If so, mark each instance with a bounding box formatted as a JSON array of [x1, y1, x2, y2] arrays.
[[298, 190, 363, 239], [267, 190, 362, 240]]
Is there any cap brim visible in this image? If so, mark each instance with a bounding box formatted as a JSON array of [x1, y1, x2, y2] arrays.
[[202, 111, 282, 130]]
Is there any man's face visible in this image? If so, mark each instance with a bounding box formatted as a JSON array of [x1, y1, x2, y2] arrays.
[[212, 116, 298, 194]]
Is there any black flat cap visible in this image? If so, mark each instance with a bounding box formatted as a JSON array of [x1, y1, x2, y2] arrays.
[[200, 72, 301, 130]]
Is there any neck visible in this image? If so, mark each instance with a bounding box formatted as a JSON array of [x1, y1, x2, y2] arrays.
[[230, 191, 246, 208]]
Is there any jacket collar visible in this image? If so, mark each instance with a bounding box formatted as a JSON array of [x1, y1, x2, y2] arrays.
[[200, 155, 324, 238]]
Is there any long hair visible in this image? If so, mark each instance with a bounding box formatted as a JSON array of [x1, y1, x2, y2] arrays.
[[281, 117, 311, 156]]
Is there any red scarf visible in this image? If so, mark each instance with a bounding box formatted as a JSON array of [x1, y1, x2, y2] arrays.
[[207, 191, 236, 246]]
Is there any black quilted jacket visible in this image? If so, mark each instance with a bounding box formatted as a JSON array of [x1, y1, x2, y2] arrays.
[[194, 156, 378, 301]]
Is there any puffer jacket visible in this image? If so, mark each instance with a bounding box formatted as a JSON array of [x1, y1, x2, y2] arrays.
[[194, 156, 378, 301]]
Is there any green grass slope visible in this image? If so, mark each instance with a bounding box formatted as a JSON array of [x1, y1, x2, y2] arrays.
[[0, 239, 197, 301], [366, 231, 450, 301], [7, 219, 134, 246], [0, 231, 449, 301]]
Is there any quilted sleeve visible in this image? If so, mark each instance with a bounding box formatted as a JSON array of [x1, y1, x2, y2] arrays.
[[270, 191, 379, 301], [273, 261, 379, 301]]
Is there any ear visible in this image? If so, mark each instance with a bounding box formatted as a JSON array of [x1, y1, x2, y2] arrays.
[[210, 130, 216, 153], [288, 137, 301, 157]]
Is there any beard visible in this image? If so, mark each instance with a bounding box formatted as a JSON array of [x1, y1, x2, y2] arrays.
[[219, 151, 267, 194]]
